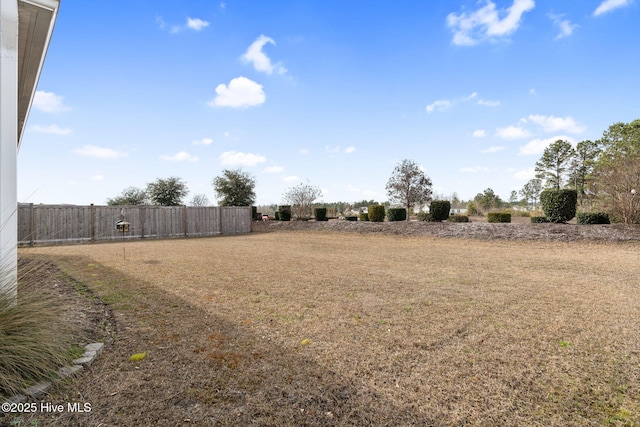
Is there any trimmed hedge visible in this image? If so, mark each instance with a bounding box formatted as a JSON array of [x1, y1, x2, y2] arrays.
[[252, 206, 258, 220], [449, 214, 469, 223], [540, 189, 577, 223], [314, 207, 328, 221], [345, 216, 358, 221], [359, 212, 369, 221], [368, 205, 386, 222], [387, 208, 407, 222], [531, 216, 550, 223], [274, 211, 280, 221], [487, 212, 511, 223], [429, 200, 451, 222], [577, 212, 610, 224], [278, 205, 292, 221]]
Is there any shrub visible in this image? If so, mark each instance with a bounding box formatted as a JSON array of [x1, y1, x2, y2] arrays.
[[274, 211, 280, 221], [531, 216, 550, 223], [467, 201, 481, 216], [416, 212, 431, 221], [429, 200, 451, 222], [251, 206, 258, 220], [449, 214, 469, 222], [345, 216, 358, 221], [577, 212, 610, 224], [314, 207, 328, 221], [487, 212, 511, 223], [368, 205, 386, 222], [278, 205, 292, 221], [540, 189, 577, 223], [1, 259, 77, 397], [387, 208, 407, 222], [359, 212, 369, 221]]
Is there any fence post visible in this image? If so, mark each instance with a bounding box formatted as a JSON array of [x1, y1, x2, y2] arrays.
[[140, 205, 145, 238], [90, 203, 96, 242], [218, 206, 223, 235], [183, 205, 188, 237], [29, 203, 34, 246]]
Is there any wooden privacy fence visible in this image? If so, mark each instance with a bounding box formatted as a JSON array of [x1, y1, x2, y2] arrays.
[[17, 204, 251, 245]]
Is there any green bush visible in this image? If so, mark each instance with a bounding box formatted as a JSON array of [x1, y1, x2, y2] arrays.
[[449, 214, 469, 222], [274, 211, 280, 221], [487, 212, 511, 223], [314, 207, 328, 221], [345, 216, 358, 221], [251, 206, 258, 220], [278, 205, 292, 221], [540, 189, 577, 223], [387, 208, 407, 221], [368, 205, 386, 222], [359, 212, 369, 221], [429, 200, 451, 221], [467, 201, 481, 216], [531, 216, 550, 223], [417, 212, 433, 221], [577, 212, 610, 224]]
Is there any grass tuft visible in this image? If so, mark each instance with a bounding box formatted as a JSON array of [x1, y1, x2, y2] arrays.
[[0, 258, 77, 398]]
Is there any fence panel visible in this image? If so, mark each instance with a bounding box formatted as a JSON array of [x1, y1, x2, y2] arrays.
[[17, 204, 251, 245]]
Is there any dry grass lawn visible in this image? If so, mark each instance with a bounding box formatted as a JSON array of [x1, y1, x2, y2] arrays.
[[11, 230, 640, 426]]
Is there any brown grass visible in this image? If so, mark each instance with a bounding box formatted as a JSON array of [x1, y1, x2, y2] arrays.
[[10, 230, 640, 426]]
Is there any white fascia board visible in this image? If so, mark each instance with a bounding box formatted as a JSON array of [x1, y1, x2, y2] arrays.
[[17, 0, 59, 148]]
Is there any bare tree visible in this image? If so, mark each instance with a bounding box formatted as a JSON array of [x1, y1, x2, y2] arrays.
[[385, 159, 433, 220], [189, 194, 210, 207], [283, 181, 322, 219]]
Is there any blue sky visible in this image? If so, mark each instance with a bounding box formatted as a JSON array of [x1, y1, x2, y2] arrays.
[[18, 0, 640, 206]]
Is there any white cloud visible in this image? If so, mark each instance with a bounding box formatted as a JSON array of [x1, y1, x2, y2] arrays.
[[187, 18, 209, 31], [426, 99, 451, 113], [160, 151, 199, 162], [219, 150, 266, 167], [548, 14, 578, 39], [594, 0, 631, 16], [264, 166, 284, 173], [518, 135, 573, 156], [460, 166, 490, 173], [242, 35, 287, 75], [529, 88, 537, 95], [209, 76, 265, 108], [299, 148, 309, 155], [527, 114, 585, 133], [326, 145, 356, 154], [31, 124, 72, 135], [466, 92, 478, 100], [496, 125, 531, 139], [477, 99, 500, 107], [33, 91, 70, 113], [284, 176, 299, 183], [481, 145, 504, 153], [90, 175, 104, 181], [513, 167, 536, 180], [159, 16, 210, 33], [446, 0, 535, 46], [193, 137, 213, 145], [472, 129, 486, 138], [73, 145, 128, 159]]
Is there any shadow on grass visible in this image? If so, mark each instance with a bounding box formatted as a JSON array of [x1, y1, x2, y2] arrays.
[[13, 254, 436, 426]]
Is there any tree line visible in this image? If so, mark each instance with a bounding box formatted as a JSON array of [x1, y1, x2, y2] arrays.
[[107, 118, 639, 224]]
